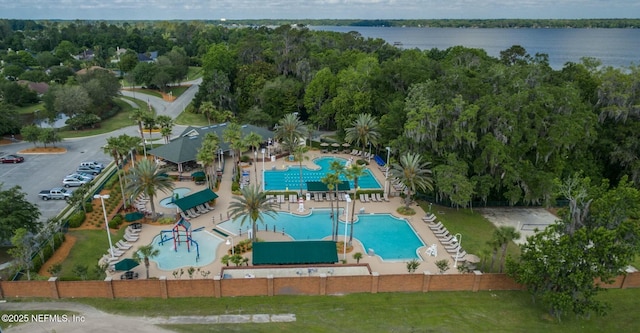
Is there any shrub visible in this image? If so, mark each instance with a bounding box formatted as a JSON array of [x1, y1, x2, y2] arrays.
[[68, 211, 86, 228], [104, 174, 119, 189], [109, 214, 124, 229], [53, 232, 66, 248], [32, 256, 43, 272], [396, 206, 416, 215], [84, 202, 93, 213]]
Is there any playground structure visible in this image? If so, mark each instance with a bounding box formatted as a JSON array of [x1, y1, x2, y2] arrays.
[[158, 218, 203, 261]]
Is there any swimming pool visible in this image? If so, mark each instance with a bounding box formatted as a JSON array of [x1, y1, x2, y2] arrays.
[[263, 157, 381, 191], [217, 209, 424, 261], [159, 187, 192, 208], [150, 230, 222, 270]]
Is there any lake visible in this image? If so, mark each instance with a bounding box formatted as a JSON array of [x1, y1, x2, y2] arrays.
[[310, 26, 640, 69]]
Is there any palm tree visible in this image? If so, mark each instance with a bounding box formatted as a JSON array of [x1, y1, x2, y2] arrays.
[[390, 153, 434, 208], [133, 244, 159, 279], [197, 133, 220, 189], [243, 131, 263, 185], [494, 226, 521, 273], [119, 134, 142, 167], [222, 122, 242, 180], [345, 113, 380, 160], [329, 160, 345, 240], [344, 163, 366, 244], [130, 108, 149, 150], [156, 115, 174, 144], [103, 136, 128, 209], [293, 141, 309, 196], [125, 159, 174, 221], [275, 113, 308, 155], [322, 172, 341, 241], [228, 185, 278, 242], [143, 113, 157, 150]]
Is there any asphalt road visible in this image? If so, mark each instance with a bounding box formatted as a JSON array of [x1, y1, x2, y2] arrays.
[[0, 79, 201, 223]]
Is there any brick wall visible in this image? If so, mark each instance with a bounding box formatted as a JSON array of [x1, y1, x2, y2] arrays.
[[1, 271, 638, 300]]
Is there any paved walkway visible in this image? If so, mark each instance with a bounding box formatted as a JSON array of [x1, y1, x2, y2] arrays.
[[1, 301, 294, 332]]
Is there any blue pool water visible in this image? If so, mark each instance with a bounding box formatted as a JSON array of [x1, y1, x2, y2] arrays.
[[159, 187, 192, 208], [217, 209, 424, 261], [150, 230, 222, 270], [264, 157, 381, 191]]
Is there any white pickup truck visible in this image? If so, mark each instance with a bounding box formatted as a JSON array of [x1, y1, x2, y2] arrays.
[[38, 188, 73, 200]]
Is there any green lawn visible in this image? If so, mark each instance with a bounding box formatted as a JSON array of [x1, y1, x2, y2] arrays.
[[186, 66, 203, 80], [59, 229, 126, 280], [15, 102, 45, 115], [418, 202, 520, 272], [174, 109, 209, 126], [71, 289, 640, 332]]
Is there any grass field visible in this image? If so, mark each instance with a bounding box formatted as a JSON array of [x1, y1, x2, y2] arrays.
[[59, 229, 126, 280], [174, 109, 209, 126], [419, 203, 520, 272], [70, 288, 640, 332]]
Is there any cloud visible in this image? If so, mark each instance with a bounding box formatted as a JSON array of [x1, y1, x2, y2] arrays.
[[0, 0, 637, 20]]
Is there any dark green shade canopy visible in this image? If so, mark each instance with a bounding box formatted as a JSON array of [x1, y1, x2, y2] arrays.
[[114, 258, 139, 271], [252, 241, 338, 265], [173, 188, 218, 211]]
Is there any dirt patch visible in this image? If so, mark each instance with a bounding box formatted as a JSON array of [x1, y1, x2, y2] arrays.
[[38, 234, 76, 277], [18, 146, 67, 154]]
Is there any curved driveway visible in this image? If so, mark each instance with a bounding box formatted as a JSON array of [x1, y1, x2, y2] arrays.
[[0, 79, 201, 222]]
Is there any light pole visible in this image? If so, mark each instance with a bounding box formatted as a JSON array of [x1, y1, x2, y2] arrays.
[[454, 233, 462, 268], [143, 139, 148, 158], [225, 237, 235, 255], [254, 150, 258, 185], [384, 147, 391, 200], [261, 148, 266, 190], [218, 149, 223, 170], [343, 194, 352, 261], [94, 194, 115, 259], [268, 138, 272, 157]]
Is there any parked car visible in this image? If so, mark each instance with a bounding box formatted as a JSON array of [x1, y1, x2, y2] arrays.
[[62, 176, 90, 187], [38, 188, 73, 200], [79, 161, 104, 170], [76, 165, 102, 175], [67, 173, 95, 180], [0, 154, 24, 163]]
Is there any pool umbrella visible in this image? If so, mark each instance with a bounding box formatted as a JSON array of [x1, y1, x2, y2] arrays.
[[341, 143, 350, 147], [125, 211, 144, 222], [320, 142, 329, 147], [191, 171, 205, 178], [331, 143, 340, 148], [465, 254, 481, 264], [114, 258, 139, 271]]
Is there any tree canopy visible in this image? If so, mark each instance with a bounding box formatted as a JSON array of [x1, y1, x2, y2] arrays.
[[0, 184, 41, 242]]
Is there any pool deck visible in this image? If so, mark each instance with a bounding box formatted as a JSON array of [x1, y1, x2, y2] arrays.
[[107, 150, 457, 280]]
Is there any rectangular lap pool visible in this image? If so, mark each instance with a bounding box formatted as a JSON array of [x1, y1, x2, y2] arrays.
[[264, 156, 381, 191]]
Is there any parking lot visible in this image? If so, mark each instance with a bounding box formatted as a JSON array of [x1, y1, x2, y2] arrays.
[[0, 135, 114, 222]]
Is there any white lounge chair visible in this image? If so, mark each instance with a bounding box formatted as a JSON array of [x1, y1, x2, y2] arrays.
[[204, 202, 215, 210], [124, 234, 139, 242], [429, 222, 444, 230], [116, 240, 132, 250]]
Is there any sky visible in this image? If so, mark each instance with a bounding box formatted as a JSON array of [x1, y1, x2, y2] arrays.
[[0, 0, 638, 21]]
